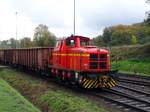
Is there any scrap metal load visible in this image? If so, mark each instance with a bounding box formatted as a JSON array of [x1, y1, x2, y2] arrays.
[[0, 35, 117, 89]]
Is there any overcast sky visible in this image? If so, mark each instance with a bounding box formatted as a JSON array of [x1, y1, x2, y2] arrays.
[[0, 0, 149, 40]]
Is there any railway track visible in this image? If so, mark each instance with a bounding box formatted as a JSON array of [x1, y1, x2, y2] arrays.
[[117, 73, 150, 86], [116, 84, 150, 96], [90, 87, 150, 112], [114, 84, 150, 102], [86, 77, 150, 112], [117, 73, 150, 80], [118, 78, 150, 86], [96, 73, 150, 112]]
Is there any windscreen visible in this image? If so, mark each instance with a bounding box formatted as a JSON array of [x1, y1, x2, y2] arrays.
[[80, 39, 92, 46]]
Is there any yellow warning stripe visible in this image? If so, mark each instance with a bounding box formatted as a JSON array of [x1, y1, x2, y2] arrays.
[[81, 78, 117, 89], [91, 80, 98, 88], [87, 80, 95, 88], [53, 53, 89, 57], [111, 79, 117, 85], [84, 80, 93, 88], [83, 79, 90, 87], [107, 82, 112, 88], [106, 79, 117, 88], [110, 81, 115, 87]]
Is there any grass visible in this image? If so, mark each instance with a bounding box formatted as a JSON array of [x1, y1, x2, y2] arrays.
[[40, 90, 107, 112], [110, 43, 150, 76], [111, 58, 150, 76], [0, 68, 108, 112], [0, 78, 40, 112]]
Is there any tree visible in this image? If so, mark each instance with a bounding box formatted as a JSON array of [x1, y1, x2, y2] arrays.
[[102, 27, 113, 44], [33, 24, 56, 47], [100, 24, 150, 46], [0, 38, 18, 49], [0, 40, 8, 48], [9, 38, 17, 48], [20, 37, 33, 48], [102, 25, 132, 46], [93, 35, 105, 46]]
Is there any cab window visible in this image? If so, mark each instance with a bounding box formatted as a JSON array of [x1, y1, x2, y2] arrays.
[[55, 40, 62, 50], [80, 40, 89, 46], [56, 41, 61, 48], [66, 39, 75, 46]]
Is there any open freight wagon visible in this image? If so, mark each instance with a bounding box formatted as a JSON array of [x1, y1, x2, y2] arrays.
[[0, 48, 53, 72]]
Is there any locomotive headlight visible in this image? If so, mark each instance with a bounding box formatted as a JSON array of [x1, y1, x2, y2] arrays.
[[75, 72, 79, 79], [84, 64, 88, 66]]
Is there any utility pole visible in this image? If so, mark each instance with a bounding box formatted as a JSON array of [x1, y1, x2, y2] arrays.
[[73, 0, 76, 36], [15, 12, 18, 48]]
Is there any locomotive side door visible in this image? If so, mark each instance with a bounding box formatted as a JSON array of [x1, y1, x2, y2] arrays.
[[66, 38, 75, 70], [53, 40, 62, 67]]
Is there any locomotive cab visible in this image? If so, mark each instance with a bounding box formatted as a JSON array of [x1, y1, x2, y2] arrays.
[[52, 35, 116, 88]]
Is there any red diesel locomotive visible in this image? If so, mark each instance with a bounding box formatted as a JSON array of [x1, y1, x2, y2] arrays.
[[0, 35, 117, 89], [52, 35, 116, 88]]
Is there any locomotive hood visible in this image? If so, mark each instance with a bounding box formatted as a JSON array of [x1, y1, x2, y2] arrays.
[[79, 46, 108, 54]]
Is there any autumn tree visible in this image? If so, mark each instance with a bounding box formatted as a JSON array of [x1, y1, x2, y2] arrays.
[[33, 24, 56, 47], [93, 24, 150, 46]]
